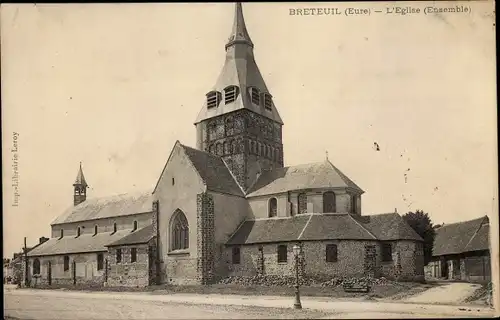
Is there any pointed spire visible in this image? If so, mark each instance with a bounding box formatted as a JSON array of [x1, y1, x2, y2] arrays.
[[225, 2, 254, 50], [74, 162, 88, 187]]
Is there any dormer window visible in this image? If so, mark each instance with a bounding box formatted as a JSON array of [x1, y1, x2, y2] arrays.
[[224, 86, 239, 104], [263, 93, 273, 111], [249, 87, 260, 105], [206, 91, 221, 109]]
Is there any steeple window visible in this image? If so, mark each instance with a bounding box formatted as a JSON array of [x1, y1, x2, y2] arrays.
[[206, 91, 221, 109], [249, 87, 260, 105], [263, 93, 273, 110], [224, 86, 239, 104]]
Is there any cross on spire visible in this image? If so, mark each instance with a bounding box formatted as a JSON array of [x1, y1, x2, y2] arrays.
[[225, 2, 254, 50]]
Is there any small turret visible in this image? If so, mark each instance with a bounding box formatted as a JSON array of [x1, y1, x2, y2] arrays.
[[73, 162, 88, 206]]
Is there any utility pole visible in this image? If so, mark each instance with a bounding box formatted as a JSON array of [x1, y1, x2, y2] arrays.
[[23, 237, 29, 287]]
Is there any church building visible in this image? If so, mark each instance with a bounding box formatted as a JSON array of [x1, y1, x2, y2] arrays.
[[25, 3, 425, 288]]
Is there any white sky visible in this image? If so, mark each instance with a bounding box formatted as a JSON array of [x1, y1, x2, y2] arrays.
[[1, 2, 497, 258]]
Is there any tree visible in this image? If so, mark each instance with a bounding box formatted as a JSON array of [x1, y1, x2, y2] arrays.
[[403, 210, 436, 266]]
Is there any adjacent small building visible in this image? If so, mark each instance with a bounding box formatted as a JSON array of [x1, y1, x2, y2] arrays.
[[425, 216, 491, 283]]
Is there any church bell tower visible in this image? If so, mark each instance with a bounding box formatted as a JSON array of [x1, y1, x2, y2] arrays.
[[194, 3, 284, 192], [73, 162, 88, 206]]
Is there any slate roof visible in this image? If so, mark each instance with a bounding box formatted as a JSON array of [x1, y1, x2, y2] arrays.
[[181, 144, 244, 197], [106, 225, 154, 247], [51, 191, 153, 225], [226, 212, 422, 245], [27, 229, 133, 257], [74, 163, 88, 187], [247, 160, 364, 197], [195, 3, 283, 125], [433, 216, 489, 256]]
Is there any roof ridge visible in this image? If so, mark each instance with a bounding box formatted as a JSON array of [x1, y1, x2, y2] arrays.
[[436, 216, 487, 229], [178, 144, 209, 193], [221, 157, 246, 195], [326, 160, 364, 193], [463, 216, 488, 251], [297, 214, 314, 240], [348, 214, 378, 240]]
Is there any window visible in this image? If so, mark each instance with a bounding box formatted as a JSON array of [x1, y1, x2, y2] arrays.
[[263, 93, 273, 110], [60, 229, 64, 239], [112, 223, 117, 234], [381, 242, 392, 262], [232, 247, 241, 264], [323, 192, 336, 213], [32, 258, 41, 275], [171, 209, 189, 250], [224, 86, 239, 104], [76, 227, 81, 237], [94, 225, 98, 236], [133, 221, 138, 231], [63, 256, 70, 271], [277, 245, 287, 263], [351, 195, 357, 213], [97, 253, 104, 270], [326, 244, 338, 262], [116, 249, 122, 263], [131, 248, 137, 263], [249, 87, 260, 105], [206, 91, 221, 109], [172, 177, 175, 185], [268, 198, 278, 217], [298, 193, 307, 214]]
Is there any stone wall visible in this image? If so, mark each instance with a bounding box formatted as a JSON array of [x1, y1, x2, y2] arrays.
[[196, 192, 215, 284], [225, 239, 424, 281], [107, 242, 153, 287], [26, 253, 106, 287]]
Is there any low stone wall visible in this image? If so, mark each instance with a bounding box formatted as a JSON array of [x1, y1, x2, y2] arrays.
[[107, 243, 151, 287]]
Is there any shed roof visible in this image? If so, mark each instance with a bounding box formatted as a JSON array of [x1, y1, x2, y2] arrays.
[[27, 229, 133, 257], [106, 225, 154, 247]]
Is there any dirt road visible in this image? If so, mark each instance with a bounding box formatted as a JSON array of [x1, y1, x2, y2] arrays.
[[4, 287, 496, 319]]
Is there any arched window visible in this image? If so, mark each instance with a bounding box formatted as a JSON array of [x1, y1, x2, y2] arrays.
[[94, 225, 98, 236], [323, 191, 336, 213], [76, 227, 81, 238], [171, 210, 189, 250], [206, 91, 221, 109], [33, 258, 41, 275], [224, 86, 239, 104], [268, 198, 278, 217], [249, 87, 260, 105], [133, 221, 138, 231], [60, 229, 64, 239], [298, 193, 307, 214], [112, 223, 117, 234]]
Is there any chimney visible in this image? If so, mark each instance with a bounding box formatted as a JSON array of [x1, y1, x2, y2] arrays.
[[39, 237, 49, 244]]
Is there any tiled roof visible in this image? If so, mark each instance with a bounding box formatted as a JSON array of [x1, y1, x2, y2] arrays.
[[247, 160, 364, 197], [226, 215, 310, 245], [106, 225, 154, 247], [181, 144, 244, 197], [27, 230, 133, 257], [51, 191, 153, 225], [433, 216, 489, 256], [464, 223, 490, 252], [226, 212, 422, 245], [353, 213, 423, 242]]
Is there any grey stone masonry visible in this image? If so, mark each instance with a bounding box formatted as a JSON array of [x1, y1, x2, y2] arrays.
[[196, 193, 215, 284]]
